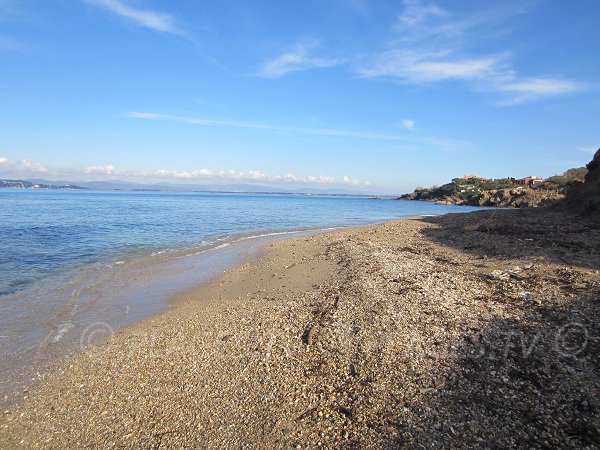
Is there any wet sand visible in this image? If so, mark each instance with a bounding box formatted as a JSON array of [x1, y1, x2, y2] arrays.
[[0, 228, 327, 408], [1, 209, 599, 448]]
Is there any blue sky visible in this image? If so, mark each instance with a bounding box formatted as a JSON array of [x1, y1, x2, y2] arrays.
[[0, 0, 598, 193]]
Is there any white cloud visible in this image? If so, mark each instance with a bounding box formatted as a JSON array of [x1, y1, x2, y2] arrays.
[[498, 78, 584, 104], [359, 50, 501, 83], [0, 154, 373, 189], [245, 170, 268, 181], [341, 175, 369, 186], [127, 111, 411, 142], [127, 110, 471, 153], [259, 40, 339, 78], [20, 159, 48, 173], [402, 119, 415, 130], [0, 158, 53, 174], [84, 164, 116, 175], [155, 168, 213, 179], [398, 0, 447, 28], [579, 146, 598, 154], [355, 0, 585, 104], [87, 0, 182, 35], [1, 155, 371, 189], [154, 166, 370, 188], [307, 175, 335, 184]]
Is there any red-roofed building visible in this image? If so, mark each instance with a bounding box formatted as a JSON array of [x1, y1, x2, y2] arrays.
[[516, 176, 545, 186]]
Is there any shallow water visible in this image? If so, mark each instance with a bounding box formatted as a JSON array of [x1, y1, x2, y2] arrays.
[[0, 189, 481, 404]]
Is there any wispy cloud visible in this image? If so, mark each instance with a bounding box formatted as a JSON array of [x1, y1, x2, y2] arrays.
[[0, 35, 23, 52], [86, 0, 182, 35], [402, 119, 415, 130], [579, 146, 598, 155], [358, 49, 503, 83], [127, 111, 411, 142], [398, 0, 447, 27], [258, 40, 339, 78], [356, 0, 585, 104], [497, 78, 584, 105], [127, 111, 473, 153]]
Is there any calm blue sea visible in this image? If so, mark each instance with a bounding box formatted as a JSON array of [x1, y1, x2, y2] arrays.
[[0, 189, 480, 403], [0, 189, 479, 297]]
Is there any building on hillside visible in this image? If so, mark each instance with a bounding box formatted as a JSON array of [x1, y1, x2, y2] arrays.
[[516, 176, 545, 186]]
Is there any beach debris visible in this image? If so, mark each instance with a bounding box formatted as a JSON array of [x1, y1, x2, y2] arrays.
[[348, 363, 358, 377], [487, 266, 529, 281], [487, 270, 511, 281], [301, 323, 318, 346]]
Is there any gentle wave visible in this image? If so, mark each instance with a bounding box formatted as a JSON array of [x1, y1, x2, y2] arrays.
[[0, 190, 483, 405]]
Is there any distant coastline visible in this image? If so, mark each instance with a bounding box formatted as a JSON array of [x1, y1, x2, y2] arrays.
[[0, 179, 89, 190], [0, 178, 376, 196]]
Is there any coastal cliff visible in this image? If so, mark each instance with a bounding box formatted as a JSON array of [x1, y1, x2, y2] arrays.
[[399, 165, 589, 208], [559, 148, 600, 215]]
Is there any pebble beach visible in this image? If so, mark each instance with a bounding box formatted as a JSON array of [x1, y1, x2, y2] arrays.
[[1, 209, 599, 448]]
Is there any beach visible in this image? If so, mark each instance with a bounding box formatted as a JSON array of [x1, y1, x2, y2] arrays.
[[1, 209, 599, 448]]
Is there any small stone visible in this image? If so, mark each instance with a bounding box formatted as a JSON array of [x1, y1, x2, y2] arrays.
[[348, 363, 357, 377], [525, 408, 539, 421]]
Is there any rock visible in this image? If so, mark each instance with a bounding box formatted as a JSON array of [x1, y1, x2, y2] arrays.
[[579, 397, 596, 412], [525, 408, 540, 422], [487, 270, 510, 281], [559, 148, 600, 215], [338, 407, 353, 418]]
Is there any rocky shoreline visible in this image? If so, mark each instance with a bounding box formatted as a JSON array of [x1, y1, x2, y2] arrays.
[[398, 152, 597, 208], [1, 207, 599, 448], [400, 185, 563, 208]]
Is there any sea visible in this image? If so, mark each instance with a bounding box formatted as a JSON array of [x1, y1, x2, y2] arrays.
[[0, 189, 480, 404]]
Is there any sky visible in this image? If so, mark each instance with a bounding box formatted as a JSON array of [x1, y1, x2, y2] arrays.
[[0, 0, 598, 193]]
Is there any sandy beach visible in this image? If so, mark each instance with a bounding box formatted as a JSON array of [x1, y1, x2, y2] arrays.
[[1, 209, 599, 448]]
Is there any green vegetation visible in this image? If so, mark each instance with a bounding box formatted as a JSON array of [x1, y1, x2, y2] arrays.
[[538, 167, 588, 191], [400, 166, 588, 207]]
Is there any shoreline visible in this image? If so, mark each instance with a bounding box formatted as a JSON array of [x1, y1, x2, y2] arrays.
[[2, 209, 599, 448], [3, 212, 437, 409], [0, 224, 342, 409]]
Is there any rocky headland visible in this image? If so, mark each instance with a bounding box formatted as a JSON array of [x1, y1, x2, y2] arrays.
[[399, 157, 593, 208]]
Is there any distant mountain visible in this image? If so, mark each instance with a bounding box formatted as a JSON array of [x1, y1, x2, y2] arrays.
[[22, 178, 374, 195], [0, 179, 89, 190]]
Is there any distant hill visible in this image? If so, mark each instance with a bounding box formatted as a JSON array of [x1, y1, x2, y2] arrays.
[[0, 179, 89, 190], [22, 178, 373, 196], [399, 167, 588, 208]]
